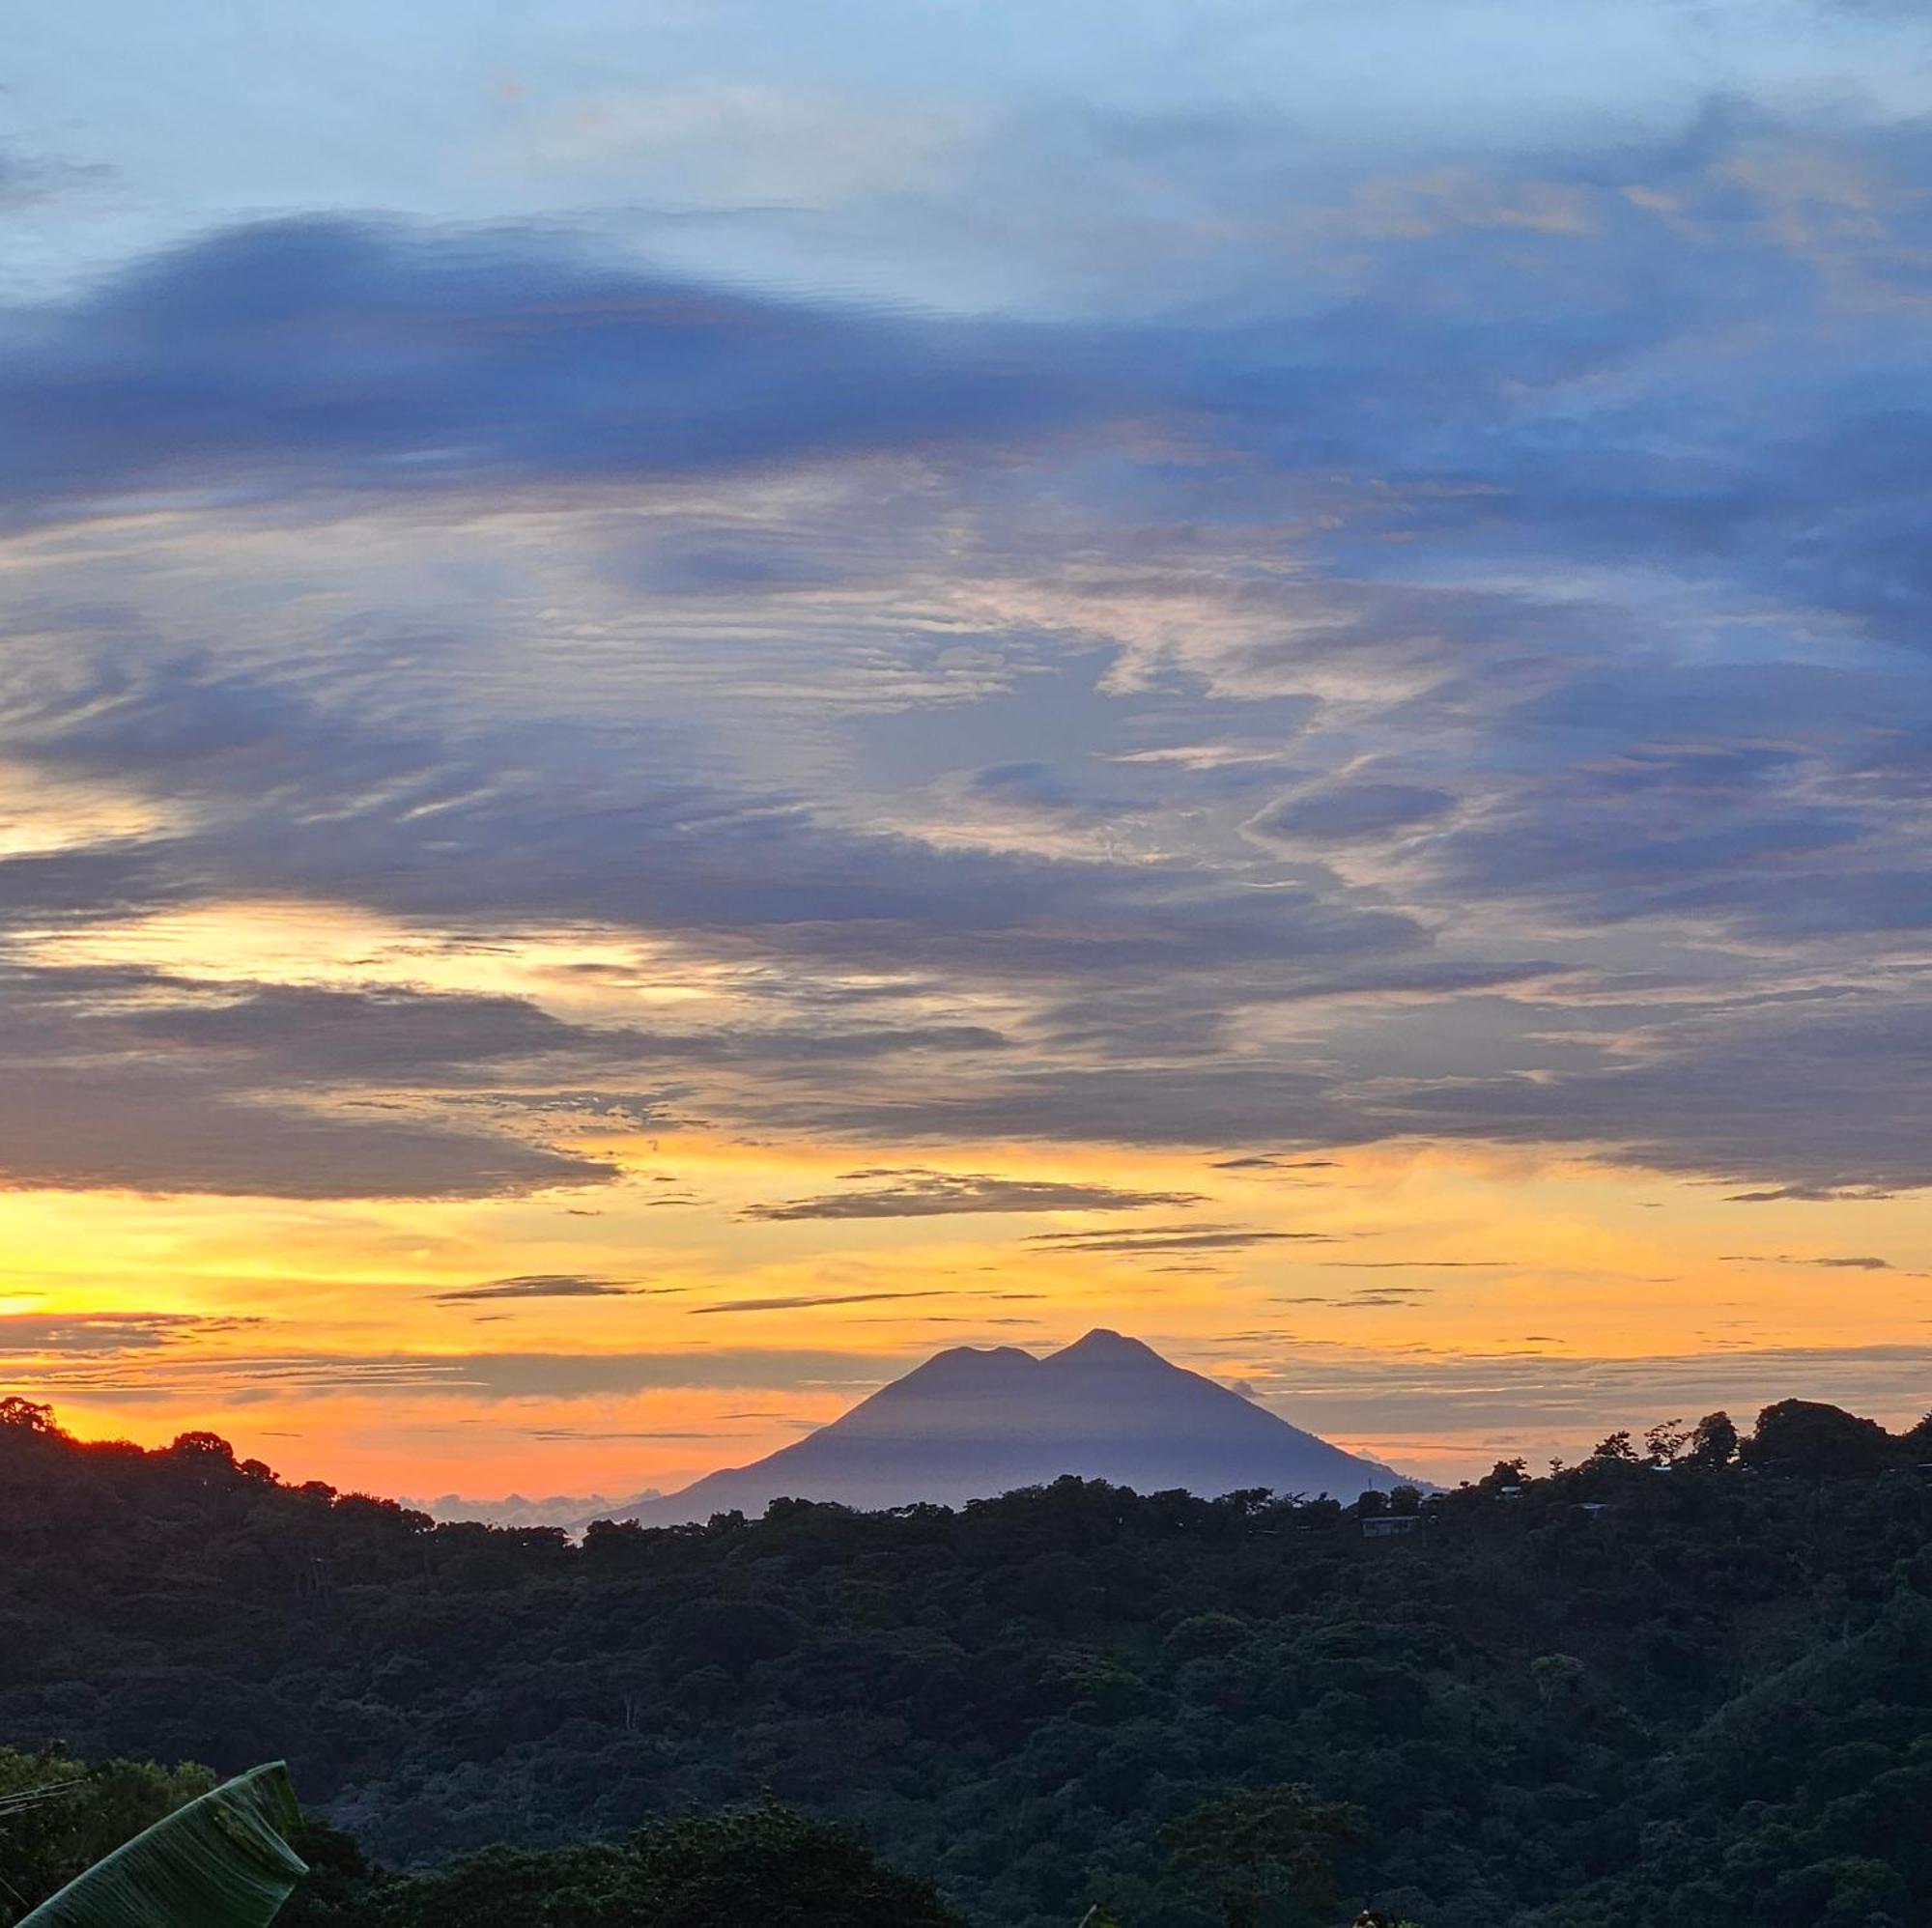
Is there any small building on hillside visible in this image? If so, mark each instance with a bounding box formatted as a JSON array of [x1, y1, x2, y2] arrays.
[[1362, 1515, 1422, 1539]]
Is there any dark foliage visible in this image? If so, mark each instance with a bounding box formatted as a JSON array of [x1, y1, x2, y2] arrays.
[[1162, 1785, 1361, 1927], [277, 1800, 963, 1928], [0, 1746, 215, 1923], [4, 1397, 1931, 1926], [0, 1764, 955, 1928]]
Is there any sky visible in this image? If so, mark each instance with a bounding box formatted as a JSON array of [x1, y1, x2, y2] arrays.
[[3, 0, 1930, 1496]]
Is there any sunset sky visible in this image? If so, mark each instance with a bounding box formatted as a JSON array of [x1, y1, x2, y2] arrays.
[[4, 0, 1930, 1496]]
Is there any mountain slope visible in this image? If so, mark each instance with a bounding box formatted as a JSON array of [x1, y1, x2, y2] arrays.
[[592, 1329, 1406, 1524]]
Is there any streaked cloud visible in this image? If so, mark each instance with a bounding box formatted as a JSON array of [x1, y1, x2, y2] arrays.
[[1719, 1254, 1902, 1272], [1025, 1225, 1334, 1256], [743, 1168, 1206, 1220], [1245, 779, 1458, 847], [1209, 1156, 1339, 1173], [0, 1312, 258, 1356], [429, 1274, 643, 1303], [688, 1290, 959, 1316]]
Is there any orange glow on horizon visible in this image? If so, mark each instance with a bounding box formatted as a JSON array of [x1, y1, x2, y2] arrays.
[[10, 1120, 1928, 1496]]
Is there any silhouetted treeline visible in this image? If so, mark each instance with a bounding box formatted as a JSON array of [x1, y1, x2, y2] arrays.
[[2, 1392, 1930, 1926]]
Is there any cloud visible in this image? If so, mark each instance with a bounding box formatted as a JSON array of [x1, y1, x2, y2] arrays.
[[687, 1290, 959, 1316], [742, 1168, 1206, 1220], [1209, 1156, 1339, 1172], [1025, 1224, 1333, 1256], [11, 25, 1932, 1499], [502, 83, 976, 210], [0, 648, 1433, 988], [1410, 740, 1896, 938], [1245, 779, 1458, 847], [0, 140, 107, 211], [906, 1316, 1041, 1326], [0, 216, 1121, 524], [956, 761, 1132, 828], [0, 1312, 255, 1356], [1273, 1287, 1435, 1306], [0, 966, 620, 1200], [2, 100, 1931, 1214], [1379, 993, 1932, 1192], [1726, 1185, 1897, 1204], [1719, 1254, 1897, 1271], [119, 981, 651, 1086], [0, 1064, 614, 1200], [429, 1274, 640, 1302], [1321, 1260, 1514, 1269], [1225, 1341, 1932, 1448], [6, 1347, 901, 1402]]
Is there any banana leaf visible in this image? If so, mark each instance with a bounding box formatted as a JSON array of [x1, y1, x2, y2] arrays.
[[19, 1762, 307, 1927]]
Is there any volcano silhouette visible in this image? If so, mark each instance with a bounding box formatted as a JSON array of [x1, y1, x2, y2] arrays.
[[587, 1329, 1407, 1525]]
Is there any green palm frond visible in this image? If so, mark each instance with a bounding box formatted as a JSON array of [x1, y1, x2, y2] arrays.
[[20, 1763, 306, 1928]]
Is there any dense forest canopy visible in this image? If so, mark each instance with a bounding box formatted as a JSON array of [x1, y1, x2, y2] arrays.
[[3, 1393, 1930, 1926]]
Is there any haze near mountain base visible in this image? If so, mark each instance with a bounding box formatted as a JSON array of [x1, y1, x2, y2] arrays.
[[589, 1330, 1410, 1527]]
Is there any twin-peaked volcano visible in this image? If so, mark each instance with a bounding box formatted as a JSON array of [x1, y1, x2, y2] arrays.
[[589, 1329, 1406, 1526]]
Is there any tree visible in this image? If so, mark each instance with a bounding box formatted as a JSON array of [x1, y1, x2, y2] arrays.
[[0, 1399, 58, 1434], [275, 1817, 382, 1927], [356, 1802, 961, 1928], [1684, 1411, 1738, 1469], [1743, 1400, 1891, 1476], [1590, 1431, 1638, 1463], [1643, 1420, 1691, 1466], [1529, 1653, 1590, 1710], [1163, 1785, 1363, 1928], [656, 1599, 802, 1678]]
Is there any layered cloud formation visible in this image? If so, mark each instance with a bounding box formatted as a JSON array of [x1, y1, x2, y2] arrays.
[[2, 0, 1928, 1484], [7, 173, 1928, 1192]]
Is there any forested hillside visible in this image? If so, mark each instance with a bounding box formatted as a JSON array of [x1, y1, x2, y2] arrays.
[[2, 1395, 1929, 1927]]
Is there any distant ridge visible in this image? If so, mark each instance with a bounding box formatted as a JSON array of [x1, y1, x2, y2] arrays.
[[407, 1489, 649, 1528], [585, 1329, 1412, 1526]]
